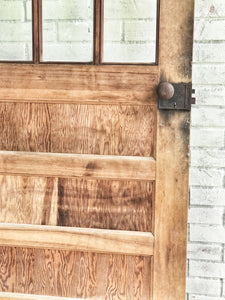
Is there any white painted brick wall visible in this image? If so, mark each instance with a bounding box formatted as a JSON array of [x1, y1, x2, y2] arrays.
[[188, 0, 225, 299]]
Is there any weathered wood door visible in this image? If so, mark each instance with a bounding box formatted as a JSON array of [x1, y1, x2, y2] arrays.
[[0, 0, 194, 299]]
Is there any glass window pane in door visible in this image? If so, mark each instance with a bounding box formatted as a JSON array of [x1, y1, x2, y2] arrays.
[[0, 0, 32, 61], [103, 0, 157, 63], [42, 0, 93, 62]]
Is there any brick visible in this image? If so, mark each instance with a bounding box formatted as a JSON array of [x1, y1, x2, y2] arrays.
[[124, 20, 156, 42], [103, 42, 156, 63], [186, 278, 221, 296], [187, 243, 222, 261], [191, 107, 225, 127], [191, 150, 225, 168], [190, 261, 225, 278], [59, 21, 93, 42], [188, 207, 224, 225], [195, 0, 225, 18], [194, 42, 225, 63], [0, 1, 24, 21], [42, 22, 57, 42], [0, 42, 31, 61], [190, 188, 225, 206], [190, 128, 224, 148], [42, 42, 93, 62], [190, 224, 225, 243], [26, 1, 32, 20], [194, 85, 225, 106], [194, 19, 225, 41], [104, 21, 123, 42], [193, 64, 225, 85], [189, 168, 223, 187], [104, 0, 157, 19], [42, 0, 93, 20], [189, 295, 225, 300], [0, 22, 32, 42]]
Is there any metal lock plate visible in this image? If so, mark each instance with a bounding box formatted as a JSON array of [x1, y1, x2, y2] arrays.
[[158, 82, 195, 111]]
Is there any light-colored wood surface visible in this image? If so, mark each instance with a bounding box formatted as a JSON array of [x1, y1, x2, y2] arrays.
[[0, 0, 195, 298], [0, 103, 156, 157], [0, 151, 156, 181], [0, 293, 83, 300], [0, 247, 152, 299], [0, 175, 153, 231], [159, 0, 194, 83], [0, 64, 159, 104], [153, 0, 194, 299], [0, 224, 154, 256], [0, 89, 156, 105]]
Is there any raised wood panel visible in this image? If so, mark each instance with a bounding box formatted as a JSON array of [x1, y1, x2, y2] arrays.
[[0, 152, 156, 181], [0, 224, 154, 256], [0, 176, 58, 226], [57, 178, 153, 231], [0, 247, 152, 299], [0, 104, 156, 157], [0, 175, 153, 232]]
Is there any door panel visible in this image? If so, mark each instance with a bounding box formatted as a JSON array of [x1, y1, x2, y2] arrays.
[[0, 175, 154, 232], [0, 104, 156, 156], [0, 247, 152, 299]]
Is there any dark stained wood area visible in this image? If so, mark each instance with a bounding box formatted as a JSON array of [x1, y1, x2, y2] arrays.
[[0, 247, 152, 299], [0, 175, 154, 232]]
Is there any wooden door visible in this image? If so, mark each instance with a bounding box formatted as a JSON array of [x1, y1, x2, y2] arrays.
[[0, 0, 194, 299]]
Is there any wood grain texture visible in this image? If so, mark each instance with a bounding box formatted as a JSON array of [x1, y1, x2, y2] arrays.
[[0, 89, 156, 105], [57, 178, 153, 231], [0, 104, 156, 157], [0, 293, 83, 300], [152, 0, 194, 298], [0, 176, 58, 226], [0, 224, 154, 256], [0, 175, 153, 232], [0, 247, 152, 299], [153, 111, 190, 300], [159, 0, 194, 82], [0, 64, 159, 104], [0, 151, 156, 181]]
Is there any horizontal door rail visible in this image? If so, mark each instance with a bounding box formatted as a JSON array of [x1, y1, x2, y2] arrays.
[[0, 151, 156, 181], [0, 293, 83, 300], [0, 223, 154, 256], [0, 88, 157, 105], [0, 292, 84, 300]]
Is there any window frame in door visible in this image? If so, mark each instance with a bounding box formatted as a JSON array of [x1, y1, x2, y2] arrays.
[[0, 0, 160, 65]]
